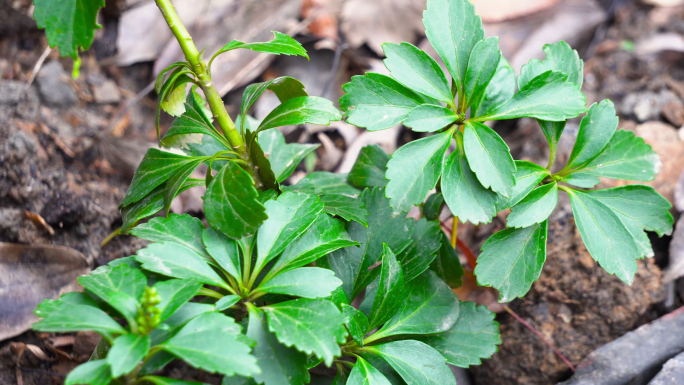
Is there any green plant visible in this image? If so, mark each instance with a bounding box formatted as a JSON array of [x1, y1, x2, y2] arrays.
[[29, 0, 673, 384]]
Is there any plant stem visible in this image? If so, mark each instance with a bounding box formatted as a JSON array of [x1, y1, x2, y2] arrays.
[[198, 288, 226, 299], [450, 217, 458, 248]]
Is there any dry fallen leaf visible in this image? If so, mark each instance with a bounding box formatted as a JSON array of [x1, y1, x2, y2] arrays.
[[0, 243, 90, 341], [473, 0, 561, 22], [664, 217, 684, 283]]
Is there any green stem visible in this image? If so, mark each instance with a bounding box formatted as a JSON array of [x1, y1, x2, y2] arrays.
[[546, 142, 557, 170], [198, 288, 226, 299]]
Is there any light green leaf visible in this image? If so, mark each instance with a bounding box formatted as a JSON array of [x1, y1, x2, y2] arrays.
[[368, 244, 405, 330], [257, 267, 342, 298], [566, 100, 619, 169], [136, 243, 229, 289], [215, 295, 241, 311], [464, 37, 501, 109], [561, 173, 600, 188], [247, 307, 310, 385], [214, 31, 307, 59], [430, 232, 464, 289], [318, 194, 369, 226], [386, 132, 451, 213], [162, 312, 258, 377], [577, 129, 661, 181], [202, 227, 241, 281], [507, 183, 558, 228], [341, 304, 369, 347], [34, 292, 98, 318], [286, 172, 361, 196], [241, 77, 307, 127], [495, 161, 550, 211], [403, 105, 459, 133], [372, 271, 459, 340], [423, 0, 484, 96], [258, 129, 318, 183], [518, 41, 583, 89], [131, 214, 208, 259], [396, 218, 442, 282], [65, 360, 111, 385], [160, 75, 194, 117], [262, 298, 347, 366], [204, 160, 268, 239], [340, 73, 431, 131], [442, 149, 498, 225], [33, 0, 105, 59], [257, 96, 341, 133], [382, 42, 452, 103], [474, 221, 548, 302], [365, 340, 456, 385], [78, 264, 145, 323], [257, 191, 323, 269], [33, 303, 125, 336], [474, 71, 586, 122], [418, 301, 501, 368], [463, 121, 516, 197], [154, 279, 203, 322], [348, 145, 390, 189], [347, 357, 392, 385], [141, 376, 209, 385], [471, 57, 516, 118], [161, 93, 222, 148], [567, 189, 640, 284], [107, 334, 150, 377]]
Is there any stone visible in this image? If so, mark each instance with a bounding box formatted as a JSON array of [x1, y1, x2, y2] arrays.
[[622, 91, 678, 122], [91, 79, 121, 104], [675, 170, 684, 213], [35, 61, 77, 108], [649, 351, 684, 385], [0, 81, 24, 105], [559, 307, 684, 385], [662, 100, 684, 127]]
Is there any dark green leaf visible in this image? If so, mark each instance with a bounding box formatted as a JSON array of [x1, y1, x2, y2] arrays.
[[154, 279, 203, 322], [241, 77, 307, 129], [162, 93, 222, 148], [386, 132, 451, 213], [214, 31, 307, 59], [538, 120, 567, 156], [78, 264, 145, 323], [257, 96, 341, 133], [287, 172, 361, 196], [163, 159, 203, 215], [262, 298, 347, 365], [33, 0, 105, 58], [107, 334, 150, 377], [340, 73, 431, 131], [258, 129, 318, 183], [318, 194, 369, 225], [136, 243, 229, 289], [471, 57, 516, 118], [464, 37, 501, 109], [422, 193, 444, 221], [442, 149, 497, 225], [430, 232, 464, 288], [341, 304, 369, 347], [474, 221, 548, 301], [403, 105, 458, 133], [249, 132, 280, 192], [365, 340, 456, 385], [247, 307, 310, 385], [33, 303, 126, 335], [204, 160, 268, 239], [396, 218, 442, 282], [566, 100, 619, 169], [463, 121, 516, 197], [382, 42, 452, 103], [368, 244, 405, 330], [423, 0, 484, 96], [561, 172, 600, 188], [65, 360, 111, 385], [130, 214, 208, 259], [257, 267, 342, 298], [348, 145, 390, 189], [347, 357, 392, 385], [162, 312, 258, 377], [507, 183, 558, 228], [215, 295, 241, 311], [495, 161, 550, 211], [418, 301, 500, 368], [141, 376, 209, 385], [202, 227, 242, 281]]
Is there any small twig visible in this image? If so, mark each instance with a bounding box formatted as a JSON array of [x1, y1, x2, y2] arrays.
[[367, 260, 382, 271], [440, 219, 478, 269], [503, 305, 576, 372], [26, 46, 52, 88], [23, 210, 55, 235], [38, 123, 75, 158]]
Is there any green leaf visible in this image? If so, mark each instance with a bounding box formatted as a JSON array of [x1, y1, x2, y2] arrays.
[[33, 0, 105, 59], [318, 194, 369, 225], [160, 75, 195, 117], [120, 149, 202, 208], [348, 145, 390, 189], [382, 42, 452, 104], [368, 244, 405, 330], [131, 214, 208, 259], [256, 191, 324, 269], [287, 172, 361, 196], [495, 161, 550, 211], [347, 357, 392, 385], [65, 360, 111, 385], [35, 292, 98, 318], [538, 120, 567, 155], [340, 73, 431, 131], [442, 149, 497, 225], [566, 189, 640, 284], [273, 213, 357, 275], [418, 301, 500, 368], [561, 172, 600, 188], [386, 132, 451, 213], [78, 264, 145, 323], [154, 279, 203, 322], [474, 221, 548, 301], [566, 100, 619, 169], [163, 159, 203, 215], [365, 340, 456, 385], [422, 193, 444, 221], [162, 312, 259, 377], [464, 37, 501, 109], [202, 227, 242, 281], [161, 93, 222, 148], [430, 232, 464, 288], [474, 71, 586, 122], [204, 160, 268, 239], [372, 271, 459, 340], [423, 0, 484, 97], [136, 243, 229, 289], [507, 183, 558, 228], [341, 304, 369, 346], [397, 218, 442, 282], [214, 31, 308, 59], [262, 298, 347, 366], [463, 121, 516, 197], [403, 105, 459, 133], [148, 302, 215, 348], [471, 57, 516, 118], [215, 295, 241, 311], [257, 96, 341, 133], [577, 129, 661, 181], [241, 77, 307, 128], [249, 133, 280, 192], [107, 334, 150, 377], [141, 376, 209, 385], [247, 307, 310, 385], [257, 267, 342, 298], [518, 41, 583, 89], [33, 303, 126, 336], [258, 129, 318, 183]]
